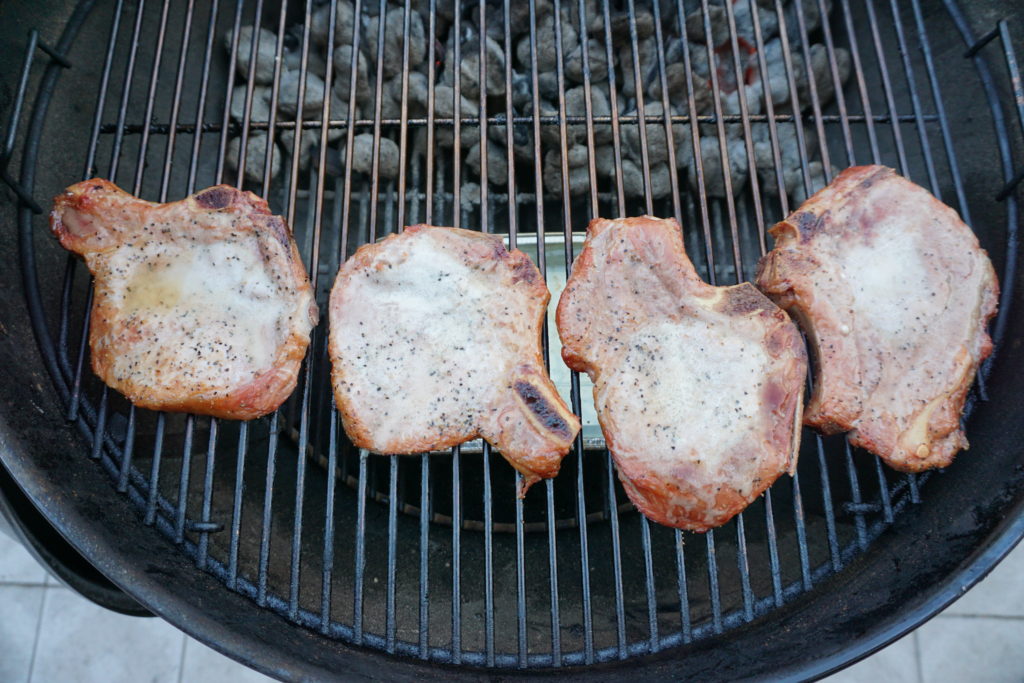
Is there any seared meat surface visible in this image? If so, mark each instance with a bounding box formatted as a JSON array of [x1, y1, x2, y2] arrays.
[[328, 224, 580, 493], [51, 179, 317, 420], [756, 165, 999, 471], [557, 216, 806, 531]]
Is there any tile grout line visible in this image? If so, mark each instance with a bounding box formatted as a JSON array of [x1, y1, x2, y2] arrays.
[[25, 585, 53, 683], [176, 631, 189, 683], [932, 613, 1024, 621], [0, 581, 50, 588], [912, 630, 924, 683]]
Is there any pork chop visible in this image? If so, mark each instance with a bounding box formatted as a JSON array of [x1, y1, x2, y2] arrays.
[[556, 216, 806, 531], [328, 224, 580, 493], [755, 165, 999, 471], [51, 179, 318, 420]]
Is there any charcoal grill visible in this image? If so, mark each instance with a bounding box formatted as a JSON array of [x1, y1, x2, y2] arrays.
[[2, 0, 1024, 678]]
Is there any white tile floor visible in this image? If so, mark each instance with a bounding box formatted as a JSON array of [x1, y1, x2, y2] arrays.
[[0, 528, 1020, 682]]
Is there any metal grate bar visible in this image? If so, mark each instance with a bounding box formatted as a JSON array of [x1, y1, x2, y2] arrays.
[[450, 445, 462, 663], [888, 2, 939, 191], [494, 1, 529, 661], [386, 456, 399, 652], [735, 513, 754, 621], [228, 422, 248, 589], [235, 0, 289, 597], [767, 0, 848, 574], [621, 0, 664, 654], [763, 489, 784, 605], [791, 0, 833, 178], [197, 419, 220, 568], [863, 1, 909, 175], [706, 530, 722, 633], [474, 2, 498, 665], [353, 450, 369, 642], [828, 0, 898, 537], [910, 1, 968, 218], [256, 415, 279, 606], [771, 0, 814, 195], [418, 453, 431, 658], [815, 431, 841, 570], [551, 0, 596, 661], [650, 0, 684, 222], [319, 408, 339, 632], [590, 0, 630, 658], [741, 0, 794, 601], [115, 407, 136, 493], [174, 416, 196, 543], [674, 530, 691, 642], [720, 0, 765, 255], [861, 0, 932, 510]]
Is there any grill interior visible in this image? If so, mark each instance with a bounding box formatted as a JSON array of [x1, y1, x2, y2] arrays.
[[18, 0, 1019, 670]]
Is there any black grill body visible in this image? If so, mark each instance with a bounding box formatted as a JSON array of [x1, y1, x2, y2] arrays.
[[1, 0, 1023, 679]]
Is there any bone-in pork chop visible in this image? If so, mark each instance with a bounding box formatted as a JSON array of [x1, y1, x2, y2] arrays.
[[51, 179, 317, 420], [328, 225, 580, 493], [557, 216, 806, 531], [756, 165, 999, 471]]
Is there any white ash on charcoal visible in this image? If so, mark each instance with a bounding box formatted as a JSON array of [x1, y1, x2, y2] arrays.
[[332, 45, 372, 109], [278, 70, 327, 118], [349, 133, 400, 179], [432, 84, 480, 148], [262, 0, 850, 205], [796, 43, 851, 108], [790, 161, 840, 205], [441, 26, 506, 99], [543, 147, 592, 197], [460, 182, 481, 207], [537, 72, 559, 101], [228, 132, 280, 184], [621, 101, 687, 167], [674, 133, 749, 198], [364, 8, 427, 79], [278, 128, 321, 169], [224, 26, 279, 85], [309, 1, 356, 50], [759, 37, 852, 110], [387, 71, 430, 117], [618, 36, 657, 99], [510, 71, 533, 111], [730, 1, 779, 44], [687, 5, 732, 47], [466, 139, 509, 186], [646, 57, 714, 114], [564, 85, 613, 145], [621, 158, 673, 200], [784, 0, 833, 44], [565, 39, 615, 84], [488, 119, 535, 162], [324, 91, 355, 141], [607, 9, 655, 46], [515, 12, 578, 74], [720, 80, 764, 116], [230, 85, 273, 123], [753, 120, 819, 190]]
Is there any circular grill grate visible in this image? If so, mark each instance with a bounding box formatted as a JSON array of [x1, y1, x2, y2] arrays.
[[16, 0, 1019, 669]]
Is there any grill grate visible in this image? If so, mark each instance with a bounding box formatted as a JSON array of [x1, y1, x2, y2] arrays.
[[15, 0, 1020, 669]]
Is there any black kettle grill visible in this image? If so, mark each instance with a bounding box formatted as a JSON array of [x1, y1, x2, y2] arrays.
[[1, 0, 1023, 679]]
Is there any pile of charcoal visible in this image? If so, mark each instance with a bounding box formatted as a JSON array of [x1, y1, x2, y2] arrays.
[[227, 0, 848, 204]]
